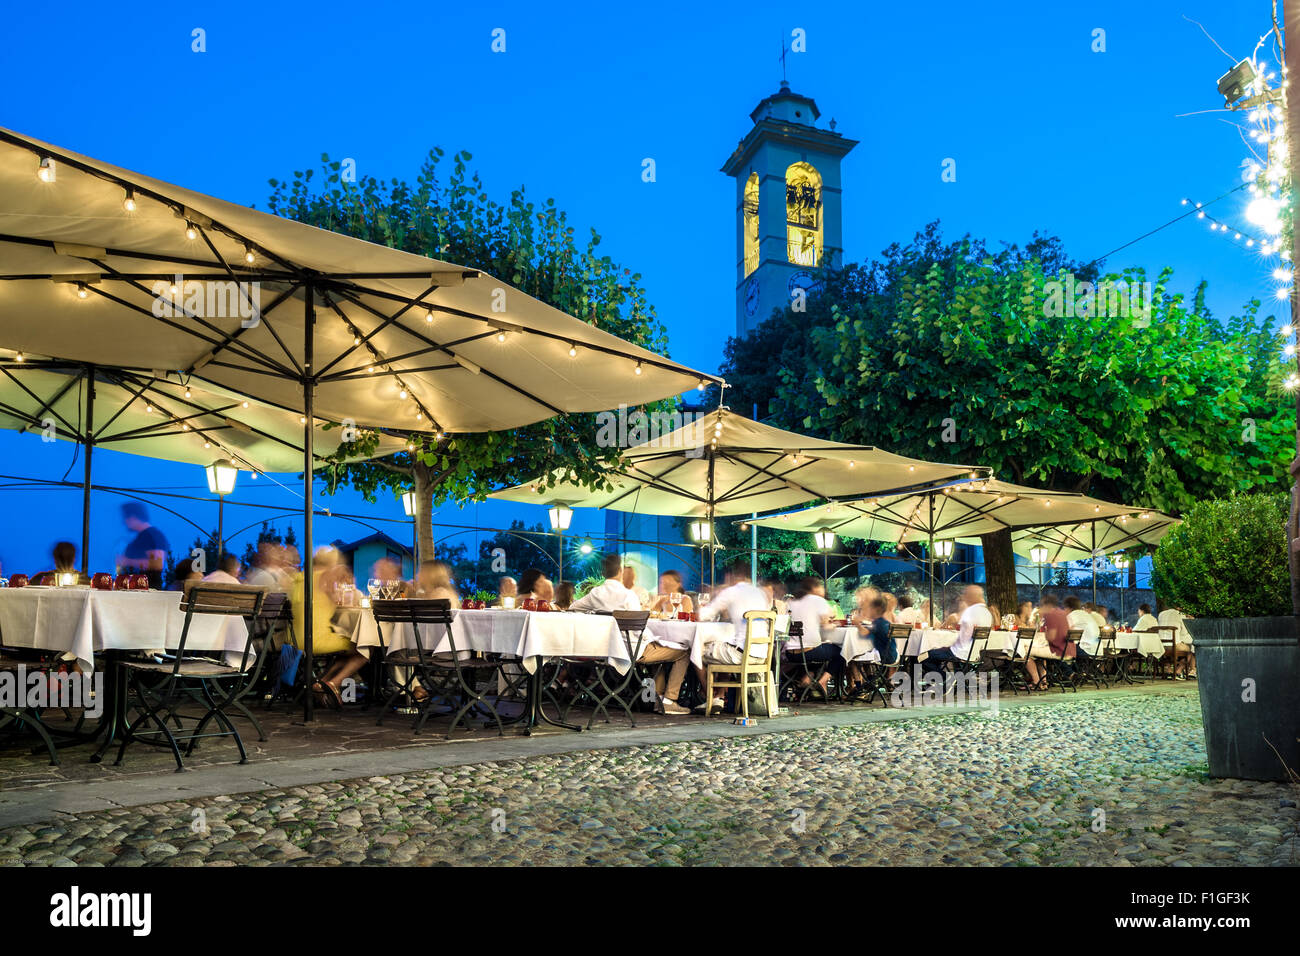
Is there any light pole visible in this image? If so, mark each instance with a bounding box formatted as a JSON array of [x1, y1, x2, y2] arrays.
[[401, 490, 418, 577], [1030, 546, 1050, 602], [205, 459, 238, 561], [813, 529, 836, 582], [548, 503, 573, 583]]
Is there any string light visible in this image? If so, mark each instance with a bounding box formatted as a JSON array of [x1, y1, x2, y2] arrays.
[[37, 157, 54, 182], [568, 343, 578, 357], [185, 222, 198, 241], [122, 189, 137, 212], [243, 247, 255, 264], [634, 361, 643, 375], [76, 283, 88, 299]]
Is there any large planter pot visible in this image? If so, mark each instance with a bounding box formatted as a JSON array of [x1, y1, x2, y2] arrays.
[[1188, 616, 1300, 782]]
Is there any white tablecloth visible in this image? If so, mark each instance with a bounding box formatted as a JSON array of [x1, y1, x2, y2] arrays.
[[1114, 630, 1165, 657], [352, 607, 631, 674], [0, 586, 250, 672]]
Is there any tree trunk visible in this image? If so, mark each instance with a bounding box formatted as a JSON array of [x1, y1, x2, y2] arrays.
[[1127, 558, 1137, 591], [981, 528, 1017, 619], [413, 463, 438, 566]]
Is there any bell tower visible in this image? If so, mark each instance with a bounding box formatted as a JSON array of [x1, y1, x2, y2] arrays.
[[722, 82, 857, 338]]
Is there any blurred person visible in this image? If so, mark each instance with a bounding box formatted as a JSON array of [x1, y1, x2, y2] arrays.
[[621, 565, 651, 608], [921, 585, 991, 681], [244, 542, 282, 591], [1085, 601, 1107, 631], [203, 553, 243, 585], [848, 596, 896, 697], [570, 554, 640, 612], [290, 546, 367, 709], [36, 541, 88, 585], [894, 594, 923, 627], [517, 567, 553, 602], [1026, 594, 1075, 690], [1016, 600, 1038, 629], [883, 591, 899, 623], [649, 569, 694, 615], [1157, 603, 1197, 679], [411, 560, 460, 605], [497, 576, 518, 605], [117, 502, 169, 589], [695, 558, 772, 714], [168, 557, 201, 590], [1065, 596, 1100, 658], [784, 576, 842, 696], [554, 581, 576, 610]]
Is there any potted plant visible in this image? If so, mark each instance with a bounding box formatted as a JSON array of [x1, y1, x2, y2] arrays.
[[1152, 493, 1300, 781]]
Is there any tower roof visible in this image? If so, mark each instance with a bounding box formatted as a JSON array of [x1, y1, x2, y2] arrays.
[[721, 82, 857, 176], [749, 80, 821, 124]]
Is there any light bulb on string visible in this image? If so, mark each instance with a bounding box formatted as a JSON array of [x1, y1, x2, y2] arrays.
[[185, 222, 198, 240], [122, 190, 137, 212]]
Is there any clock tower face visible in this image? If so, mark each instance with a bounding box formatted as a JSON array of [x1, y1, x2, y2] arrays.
[[788, 270, 822, 299], [744, 277, 761, 318]]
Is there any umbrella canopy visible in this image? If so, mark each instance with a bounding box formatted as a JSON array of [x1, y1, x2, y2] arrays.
[[1008, 513, 1178, 563], [491, 408, 990, 517], [747, 479, 1145, 544], [0, 355, 406, 473], [0, 127, 719, 433]]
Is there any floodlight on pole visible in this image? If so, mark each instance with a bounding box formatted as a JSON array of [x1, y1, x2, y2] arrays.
[[205, 459, 238, 560]]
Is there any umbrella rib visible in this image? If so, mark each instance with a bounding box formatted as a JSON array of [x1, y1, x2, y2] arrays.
[[212, 282, 306, 379], [92, 369, 157, 436], [0, 365, 83, 438], [331, 287, 566, 418], [314, 284, 441, 379]]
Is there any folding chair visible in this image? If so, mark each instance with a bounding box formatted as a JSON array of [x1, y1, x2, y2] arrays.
[[1044, 629, 1084, 692], [780, 622, 838, 704], [372, 599, 507, 736], [0, 655, 61, 765], [998, 628, 1038, 694], [954, 626, 992, 674], [113, 584, 266, 771], [565, 611, 649, 729], [1076, 628, 1113, 690], [704, 610, 778, 720]]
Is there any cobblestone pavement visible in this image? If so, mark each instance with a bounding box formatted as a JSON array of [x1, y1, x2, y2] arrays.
[[2, 690, 1296, 866]]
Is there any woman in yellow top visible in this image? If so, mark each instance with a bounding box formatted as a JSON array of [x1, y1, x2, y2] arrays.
[[291, 547, 368, 708]]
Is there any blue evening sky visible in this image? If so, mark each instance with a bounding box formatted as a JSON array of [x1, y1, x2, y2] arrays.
[[0, 0, 1282, 577]]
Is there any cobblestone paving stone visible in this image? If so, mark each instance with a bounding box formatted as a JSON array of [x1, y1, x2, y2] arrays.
[[1, 691, 1296, 866]]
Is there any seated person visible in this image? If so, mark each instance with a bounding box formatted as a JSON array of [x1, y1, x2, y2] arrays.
[[410, 559, 460, 605], [1134, 603, 1159, 632], [290, 547, 368, 708], [1065, 596, 1101, 658], [784, 576, 843, 696], [168, 557, 202, 590], [921, 585, 992, 677], [570, 554, 641, 612], [1157, 604, 1197, 679], [516, 567, 553, 604], [648, 569, 694, 615], [621, 565, 651, 608], [36, 540, 89, 585], [1016, 600, 1038, 629], [848, 597, 895, 697], [695, 558, 773, 714], [202, 553, 243, 585], [553, 581, 575, 610], [1025, 594, 1076, 690], [497, 576, 518, 606], [893, 594, 923, 626]]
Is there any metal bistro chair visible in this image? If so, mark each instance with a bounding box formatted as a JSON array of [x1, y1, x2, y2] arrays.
[[704, 610, 778, 720], [1044, 629, 1084, 692], [113, 584, 266, 772], [954, 626, 992, 675], [577, 611, 652, 730], [1078, 627, 1114, 690], [779, 621, 838, 704], [372, 599, 506, 737], [0, 652, 61, 765], [1105, 628, 1143, 685], [1000, 628, 1039, 695]]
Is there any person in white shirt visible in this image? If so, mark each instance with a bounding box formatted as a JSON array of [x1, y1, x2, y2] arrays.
[[1157, 605, 1197, 679], [921, 584, 992, 677], [783, 576, 842, 695], [570, 554, 641, 613], [1134, 604, 1159, 632], [1085, 602, 1107, 632], [621, 565, 651, 609], [695, 559, 773, 713], [1065, 596, 1101, 657], [893, 595, 923, 627]]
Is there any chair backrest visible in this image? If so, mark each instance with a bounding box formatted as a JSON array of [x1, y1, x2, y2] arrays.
[[612, 610, 650, 660], [1064, 628, 1083, 653], [965, 625, 992, 662], [1157, 625, 1178, 650], [741, 609, 778, 667], [371, 599, 455, 663], [1097, 626, 1116, 655], [257, 590, 290, 622], [1010, 628, 1036, 661], [176, 584, 266, 671]]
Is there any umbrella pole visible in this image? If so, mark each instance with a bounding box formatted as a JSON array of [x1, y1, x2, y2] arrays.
[[707, 452, 716, 589], [927, 494, 935, 626], [1091, 523, 1097, 607], [80, 364, 95, 577], [302, 285, 315, 724]]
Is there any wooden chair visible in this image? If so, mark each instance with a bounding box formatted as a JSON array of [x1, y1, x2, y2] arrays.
[[704, 610, 778, 720], [1156, 625, 1188, 678]]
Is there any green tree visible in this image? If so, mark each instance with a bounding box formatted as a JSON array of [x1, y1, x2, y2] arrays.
[[266, 151, 677, 561], [722, 224, 1294, 612]]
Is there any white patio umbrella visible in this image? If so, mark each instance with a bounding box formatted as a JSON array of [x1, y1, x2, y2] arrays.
[[0, 126, 719, 718], [749, 479, 1174, 616], [0, 352, 408, 574], [492, 408, 990, 583]]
